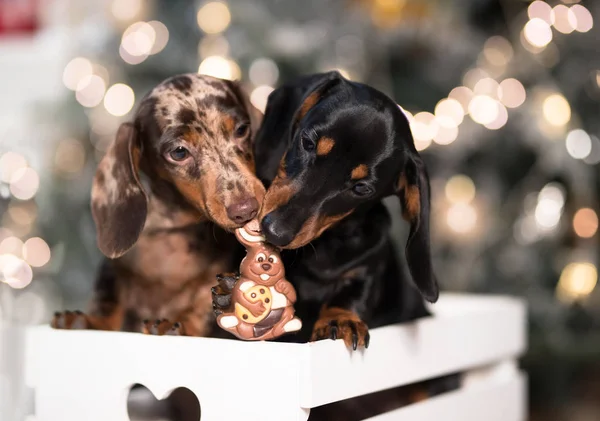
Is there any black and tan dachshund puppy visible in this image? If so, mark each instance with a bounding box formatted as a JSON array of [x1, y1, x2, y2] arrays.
[[215, 70, 438, 348], [52, 73, 265, 336]]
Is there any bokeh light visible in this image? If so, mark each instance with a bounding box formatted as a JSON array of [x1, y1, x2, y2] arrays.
[[469, 95, 499, 125], [197, 2, 231, 34], [9, 168, 40, 201], [0, 152, 28, 183], [463, 68, 489, 89], [447, 203, 477, 233], [411, 112, 438, 144], [523, 18, 553, 48], [445, 175, 476, 204], [573, 208, 598, 238], [121, 21, 155, 57], [571, 4, 594, 33], [249, 58, 279, 87], [7, 202, 37, 226], [557, 262, 598, 303], [23, 237, 51, 268], [250, 85, 275, 113], [535, 183, 565, 230], [433, 125, 459, 145], [0, 236, 24, 256], [198, 56, 241, 80], [474, 78, 500, 99], [528, 1, 553, 25], [75, 75, 106, 108], [482, 36, 513, 67], [434, 98, 464, 128], [62, 57, 93, 91], [55, 139, 86, 175], [198, 35, 230, 59], [1, 254, 33, 289], [551, 5, 577, 34], [565, 129, 592, 159], [104, 83, 135, 117], [499, 78, 526, 108], [484, 102, 508, 130], [542, 94, 571, 127], [148, 21, 169, 54], [449, 86, 474, 113], [110, 0, 142, 22]]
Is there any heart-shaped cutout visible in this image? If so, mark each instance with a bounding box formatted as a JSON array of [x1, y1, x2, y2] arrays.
[[127, 383, 200, 421]]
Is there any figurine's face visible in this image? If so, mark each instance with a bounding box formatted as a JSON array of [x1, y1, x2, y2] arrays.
[[242, 244, 283, 285]]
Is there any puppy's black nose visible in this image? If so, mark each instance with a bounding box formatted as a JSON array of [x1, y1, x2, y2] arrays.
[[227, 197, 259, 225], [261, 263, 272, 271], [261, 213, 294, 247]]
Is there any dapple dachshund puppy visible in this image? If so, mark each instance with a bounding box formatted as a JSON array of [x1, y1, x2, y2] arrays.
[[213, 72, 459, 417], [52, 73, 265, 336]]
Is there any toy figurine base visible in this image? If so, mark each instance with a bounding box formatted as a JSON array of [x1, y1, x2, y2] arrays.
[[25, 293, 527, 421]]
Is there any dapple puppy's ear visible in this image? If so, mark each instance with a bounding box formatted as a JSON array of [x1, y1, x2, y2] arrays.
[[91, 122, 148, 259], [226, 80, 263, 140]]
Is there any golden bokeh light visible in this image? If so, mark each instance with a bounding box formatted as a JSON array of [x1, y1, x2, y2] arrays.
[[498, 78, 526, 108], [198, 35, 230, 59], [198, 56, 241, 80], [523, 18, 553, 48], [551, 5, 577, 34], [557, 262, 597, 303], [197, 2, 231, 34], [483, 36, 513, 66], [75, 75, 106, 108], [23, 237, 51, 268], [447, 203, 477, 234], [148, 21, 169, 54], [62, 57, 93, 91], [110, 0, 142, 22], [411, 112, 438, 143], [445, 175, 476, 204], [542, 93, 571, 127], [573, 208, 598, 238], [528, 1, 553, 24], [468, 95, 499, 125], [0, 236, 24, 256], [434, 98, 464, 128], [433, 124, 459, 145], [250, 85, 275, 113], [1, 254, 33, 289], [474, 78, 500, 99], [121, 21, 155, 57], [484, 102, 508, 130], [565, 129, 592, 159], [535, 183, 565, 229], [449, 86, 474, 113], [104, 83, 135, 117], [571, 4, 593, 33], [9, 167, 39, 201], [0, 152, 28, 183], [462, 68, 489, 89], [55, 138, 86, 175], [7, 202, 37, 226]]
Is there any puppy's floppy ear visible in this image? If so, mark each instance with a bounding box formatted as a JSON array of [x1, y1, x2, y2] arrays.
[[225, 80, 263, 140], [91, 122, 148, 259], [254, 71, 344, 184], [396, 151, 439, 303]]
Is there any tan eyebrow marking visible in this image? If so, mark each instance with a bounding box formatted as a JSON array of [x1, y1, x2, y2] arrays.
[[351, 164, 368, 180], [317, 137, 335, 156]]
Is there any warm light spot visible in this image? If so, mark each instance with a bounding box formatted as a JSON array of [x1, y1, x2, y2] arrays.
[[565, 129, 592, 159], [523, 18, 553, 48], [551, 5, 577, 34], [583, 136, 600, 165], [528, 1, 553, 24], [414, 138, 432, 151], [434, 98, 464, 128], [198, 35, 230, 59], [7, 202, 36, 225], [468, 95, 499, 125], [75, 75, 106, 108], [499, 78, 526, 108], [571, 5, 593, 33], [449, 86, 474, 113], [148, 21, 169, 54], [0, 152, 28, 183], [447, 203, 477, 233], [557, 262, 597, 303], [445, 175, 476, 204], [119, 44, 148, 65], [483, 36, 513, 66], [110, 0, 142, 21], [250, 85, 275, 113], [573, 208, 598, 238], [411, 112, 438, 143], [197, 2, 231, 34], [23, 237, 51, 268], [249, 58, 279, 86], [198, 56, 240, 80], [433, 124, 459, 145], [474, 78, 500, 99], [55, 139, 86, 175], [542, 94, 571, 127], [535, 183, 565, 229], [62, 57, 93, 91], [104, 83, 135, 117], [2, 255, 33, 289], [121, 21, 155, 57], [484, 103, 508, 130], [463, 68, 489, 89], [9, 168, 39, 200], [0, 236, 23, 256]]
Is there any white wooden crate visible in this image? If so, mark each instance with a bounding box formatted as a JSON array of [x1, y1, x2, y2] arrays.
[[24, 293, 527, 421]]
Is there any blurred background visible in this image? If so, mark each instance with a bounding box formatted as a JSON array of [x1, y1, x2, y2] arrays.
[[0, 0, 598, 420]]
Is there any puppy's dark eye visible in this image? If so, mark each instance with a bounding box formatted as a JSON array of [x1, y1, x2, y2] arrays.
[[169, 146, 189, 162], [234, 123, 249, 138], [352, 182, 373, 197], [301, 133, 316, 152]]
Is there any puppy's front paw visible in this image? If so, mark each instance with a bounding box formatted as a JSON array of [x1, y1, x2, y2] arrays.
[[141, 319, 185, 336], [51, 310, 91, 330], [211, 272, 239, 315], [311, 308, 370, 351]]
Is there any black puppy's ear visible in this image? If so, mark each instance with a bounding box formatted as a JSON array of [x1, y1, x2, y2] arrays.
[[254, 71, 344, 184], [225, 80, 263, 140], [396, 152, 439, 303], [91, 122, 148, 259]]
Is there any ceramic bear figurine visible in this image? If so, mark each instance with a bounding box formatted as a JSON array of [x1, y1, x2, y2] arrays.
[[216, 220, 302, 340]]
